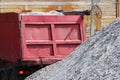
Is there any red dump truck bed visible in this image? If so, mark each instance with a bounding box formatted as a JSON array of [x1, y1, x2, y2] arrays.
[[0, 13, 86, 65]]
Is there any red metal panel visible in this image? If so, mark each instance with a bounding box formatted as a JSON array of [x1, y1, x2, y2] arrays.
[[56, 44, 78, 56], [25, 24, 52, 40], [0, 13, 20, 63], [21, 15, 86, 64], [27, 44, 53, 57], [55, 24, 81, 40], [21, 16, 83, 23]]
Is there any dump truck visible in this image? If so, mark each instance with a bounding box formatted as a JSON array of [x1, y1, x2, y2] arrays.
[[0, 11, 88, 80]]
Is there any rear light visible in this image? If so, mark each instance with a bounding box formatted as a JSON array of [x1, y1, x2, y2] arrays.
[[18, 70, 29, 75]]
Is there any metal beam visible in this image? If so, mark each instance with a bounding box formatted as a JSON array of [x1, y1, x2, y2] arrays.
[[0, 1, 116, 5]]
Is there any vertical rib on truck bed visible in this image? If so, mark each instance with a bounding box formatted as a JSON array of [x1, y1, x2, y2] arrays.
[[21, 15, 86, 64]]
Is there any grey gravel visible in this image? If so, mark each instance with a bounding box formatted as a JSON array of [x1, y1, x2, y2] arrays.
[[25, 18, 120, 80]]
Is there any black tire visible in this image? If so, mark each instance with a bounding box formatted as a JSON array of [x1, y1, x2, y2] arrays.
[[0, 70, 10, 80]]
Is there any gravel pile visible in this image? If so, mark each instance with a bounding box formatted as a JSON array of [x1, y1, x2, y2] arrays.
[[25, 18, 120, 80]]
